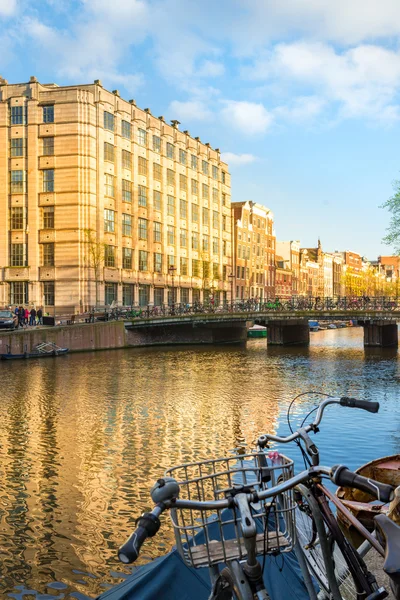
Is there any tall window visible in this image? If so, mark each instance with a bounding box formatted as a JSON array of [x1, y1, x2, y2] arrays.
[[123, 284, 134, 305], [212, 188, 219, 202], [154, 288, 163, 306], [104, 245, 115, 267], [167, 225, 175, 245], [153, 221, 162, 242], [213, 263, 220, 279], [213, 237, 219, 254], [213, 210, 219, 229], [138, 156, 147, 175], [192, 232, 199, 250], [180, 229, 187, 248], [122, 150, 131, 169], [11, 243, 26, 266], [43, 169, 54, 192], [166, 143, 175, 159], [11, 282, 28, 305], [121, 120, 131, 139], [202, 235, 209, 252], [202, 183, 209, 199], [153, 163, 162, 181], [139, 250, 148, 271], [179, 149, 187, 165], [167, 255, 175, 269], [137, 128, 147, 146], [43, 243, 55, 266], [43, 105, 54, 123], [202, 207, 209, 225], [104, 142, 114, 162], [43, 137, 54, 156], [167, 169, 175, 186], [222, 215, 227, 231], [138, 185, 147, 207], [10, 207, 24, 230], [202, 160, 209, 175], [104, 209, 115, 232], [212, 165, 219, 180], [223, 240, 227, 256], [10, 170, 26, 194], [122, 247, 132, 269], [153, 190, 162, 211], [222, 192, 227, 206], [104, 173, 114, 197], [11, 106, 26, 125], [192, 259, 201, 277], [221, 171, 226, 184], [192, 203, 199, 223], [180, 257, 188, 275], [104, 111, 114, 131], [179, 174, 187, 190], [191, 155, 198, 170], [122, 179, 132, 202], [154, 252, 162, 273], [43, 281, 54, 306], [43, 206, 54, 229], [138, 218, 148, 240], [167, 195, 175, 216], [180, 198, 187, 219], [11, 138, 24, 157], [122, 213, 132, 236], [153, 135, 161, 153], [191, 179, 198, 195], [105, 283, 117, 305]]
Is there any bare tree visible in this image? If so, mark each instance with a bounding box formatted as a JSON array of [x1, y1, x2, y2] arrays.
[[84, 229, 105, 308]]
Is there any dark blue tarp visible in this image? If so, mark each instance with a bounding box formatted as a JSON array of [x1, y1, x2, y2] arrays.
[[98, 510, 313, 600]]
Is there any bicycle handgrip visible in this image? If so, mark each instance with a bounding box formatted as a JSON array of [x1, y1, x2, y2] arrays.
[[340, 397, 379, 413], [332, 465, 394, 503], [118, 512, 161, 564]]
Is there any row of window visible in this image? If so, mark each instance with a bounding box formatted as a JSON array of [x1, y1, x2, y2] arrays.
[[9, 206, 54, 230], [9, 281, 54, 306], [104, 208, 228, 233], [103, 111, 227, 182], [235, 266, 265, 284], [9, 243, 54, 267], [10, 105, 54, 126], [10, 169, 54, 193]]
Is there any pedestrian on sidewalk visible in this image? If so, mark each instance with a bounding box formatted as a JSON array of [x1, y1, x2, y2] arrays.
[[37, 307, 43, 325], [29, 308, 37, 326]]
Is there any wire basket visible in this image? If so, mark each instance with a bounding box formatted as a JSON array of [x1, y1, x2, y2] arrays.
[[165, 451, 296, 569]]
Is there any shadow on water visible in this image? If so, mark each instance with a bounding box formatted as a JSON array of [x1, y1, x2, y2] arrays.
[[0, 327, 398, 598]]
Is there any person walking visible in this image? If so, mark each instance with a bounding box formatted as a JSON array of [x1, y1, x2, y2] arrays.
[[24, 307, 29, 326], [19, 306, 25, 328], [29, 308, 37, 326], [37, 307, 43, 325]]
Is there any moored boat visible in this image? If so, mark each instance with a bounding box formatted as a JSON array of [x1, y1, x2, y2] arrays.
[[1, 342, 69, 360], [247, 324, 267, 338]]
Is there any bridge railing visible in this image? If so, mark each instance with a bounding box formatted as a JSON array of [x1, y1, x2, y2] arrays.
[[107, 296, 400, 320]]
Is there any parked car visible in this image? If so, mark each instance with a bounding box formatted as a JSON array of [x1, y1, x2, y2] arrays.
[[0, 310, 18, 330]]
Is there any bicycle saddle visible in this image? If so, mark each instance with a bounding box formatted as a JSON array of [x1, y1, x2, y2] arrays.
[[375, 514, 400, 593]]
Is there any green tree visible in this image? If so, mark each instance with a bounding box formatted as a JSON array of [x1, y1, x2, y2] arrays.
[[382, 180, 400, 253]]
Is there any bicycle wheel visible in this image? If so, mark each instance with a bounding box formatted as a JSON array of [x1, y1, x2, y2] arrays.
[[294, 485, 373, 600], [218, 562, 255, 600]]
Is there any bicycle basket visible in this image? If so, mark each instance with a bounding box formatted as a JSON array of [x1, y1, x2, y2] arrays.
[[165, 451, 296, 569]]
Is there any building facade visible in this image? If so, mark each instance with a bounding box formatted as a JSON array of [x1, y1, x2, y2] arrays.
[[231, 201, 275, 300], [0, 78, 232, 311], [275, 256, 292, 299], [276, 240, 300, 296]]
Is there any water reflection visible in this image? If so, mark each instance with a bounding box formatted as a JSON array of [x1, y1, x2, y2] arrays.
[[0, 328, 398, 598]]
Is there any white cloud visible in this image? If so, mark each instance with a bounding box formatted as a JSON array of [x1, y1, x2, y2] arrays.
[[246, 42, 400, 121], [221, 100, 273, 134], [197, 60, 225, 78], [221, 152, 258, 166], [0, 0, 16, 17], [274, 96, 326, 122], [168, 99, 213, 122]]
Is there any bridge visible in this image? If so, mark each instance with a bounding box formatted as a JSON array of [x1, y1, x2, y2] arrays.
[[124, 307, 400, 348]]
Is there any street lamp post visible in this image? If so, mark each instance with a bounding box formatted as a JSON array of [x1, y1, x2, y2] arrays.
[[228, 273, 234, 310], [169, 265, 177, 314]]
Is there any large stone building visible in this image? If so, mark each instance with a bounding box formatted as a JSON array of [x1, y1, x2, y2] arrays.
[[0, 77, 232, 311], [231, 201, 275, 300], [275, 240, 300, 295]]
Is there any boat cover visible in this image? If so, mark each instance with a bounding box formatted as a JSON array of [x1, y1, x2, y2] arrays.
[[98, 512, 313, 600]]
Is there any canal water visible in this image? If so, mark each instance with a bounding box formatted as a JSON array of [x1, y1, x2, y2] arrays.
[[0, 328, 399, 599]]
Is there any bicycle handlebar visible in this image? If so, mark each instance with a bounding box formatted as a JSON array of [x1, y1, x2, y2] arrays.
[[257, 397, 379, 447], [331, 465, 394, 503]]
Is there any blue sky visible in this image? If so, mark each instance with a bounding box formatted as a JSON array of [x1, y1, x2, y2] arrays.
[[1, 0, 400, 259]]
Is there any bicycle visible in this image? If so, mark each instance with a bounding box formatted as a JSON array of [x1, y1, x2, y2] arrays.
[[118, 397, 398, 600]]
